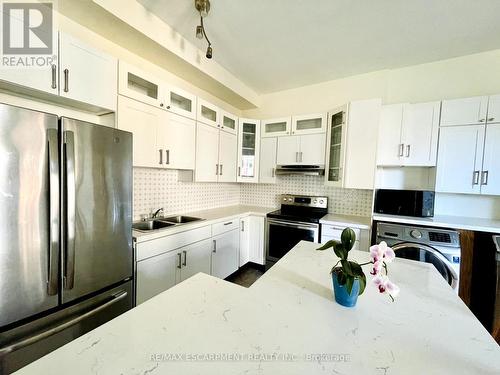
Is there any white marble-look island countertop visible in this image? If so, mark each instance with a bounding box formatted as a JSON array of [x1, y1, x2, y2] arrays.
[[15, 242, 500, 375]]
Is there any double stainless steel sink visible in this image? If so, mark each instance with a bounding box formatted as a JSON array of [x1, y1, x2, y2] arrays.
[[132, 215, 204, 232]]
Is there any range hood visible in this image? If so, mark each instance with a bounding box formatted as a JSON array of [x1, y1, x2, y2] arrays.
[[275, 165, 325, 176]]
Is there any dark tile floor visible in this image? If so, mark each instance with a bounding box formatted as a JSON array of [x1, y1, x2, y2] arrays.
[[226, 265, 264, 288]]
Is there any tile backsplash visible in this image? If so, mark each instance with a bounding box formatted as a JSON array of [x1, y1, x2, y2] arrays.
[[133, 168, 240, 220], [133, 168, 373, 220], [240, 175, 373, 216]]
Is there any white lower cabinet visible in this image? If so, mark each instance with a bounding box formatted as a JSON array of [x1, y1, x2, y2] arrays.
[[240, 216, 265, 266], [178, 239, 213, 282], [321, 224, 370, 252], [136, 250, 178, 305], [211, 229, 239, 279]]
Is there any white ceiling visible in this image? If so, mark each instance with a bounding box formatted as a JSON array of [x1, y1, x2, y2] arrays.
[[138, 0, 500, 94]]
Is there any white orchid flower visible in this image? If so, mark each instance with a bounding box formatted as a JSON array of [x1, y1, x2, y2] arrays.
[[372, 274, 400, 299]]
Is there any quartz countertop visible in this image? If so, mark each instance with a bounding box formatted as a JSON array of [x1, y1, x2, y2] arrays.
[[320, 214, 372, 229], [133, 205, 275, 243], [373, 213, 500, 233], [15, 242, 500, 374]]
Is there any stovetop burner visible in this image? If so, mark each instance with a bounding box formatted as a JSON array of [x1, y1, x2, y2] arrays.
[[266, 194, 328, 223]]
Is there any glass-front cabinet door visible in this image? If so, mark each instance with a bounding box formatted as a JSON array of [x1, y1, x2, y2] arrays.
[[221, 111, 238, 135], [165, 85, 196, 119], [291, 113, 327, 135], [325, 106, 347, 187], [237, 118, 261, 183], [197, 98, 219, 128], [262, 117, 291, 137]]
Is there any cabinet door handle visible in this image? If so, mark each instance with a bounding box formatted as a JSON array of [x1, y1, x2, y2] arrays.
[[272, 167, 275, 178], [166, 150, 170, 164], [215, 164, 219, 176], [479, 118, 486, 122], [51, 64, 57, 89], [300, 151, 303, 162], [177, 253, 182, 269], [241, 220, 245, 232], [481, 171, 489, 185], [182, 250, 187, 266], [212, 240, 217, 253], [398, 144, 404, 157], [238, 167, 241, 176], [488, 117, 495, 122], [159, 149, 163, 165], [295, 152, 299, 162], [63, 68, 69, 92], [219, 164, 223, 175], [406, 144, 411, 158], [472, 170, 480, 185]]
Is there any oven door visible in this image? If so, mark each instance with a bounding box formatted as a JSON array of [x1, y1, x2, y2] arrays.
[[266, 218, 319, 263]]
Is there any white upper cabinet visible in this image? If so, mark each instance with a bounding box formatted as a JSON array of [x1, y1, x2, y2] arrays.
[[118, 95, 196, 170], [117, 95, 161, 168], [276, 136, 300, 165], [440, 96, 488, 126], [259, 137, 278, 184], [479, 124, 500, 195], [158, 112, 196, 170], [486, 95, 500, 124], [197, 98, 219, 128], [291, 113, 327, 135], [237, 118, 261, 183], [300, 133, 326, 165], [377, 104, 404, 166], [377, 101, 440, 167], [325, 105, 347, 186], [218, 131, 238, 182], [400, 101, 440, 166], [262, 117, 292, 137], [164, 85, 196, 120], [195, 122, 220, 182], [59, 33, 117, 111], [118, 61, 163, 108], [436, 125, 484, 194], [221, 111, 238, 135], [326, 99, 381, 189], [276, 134, 325, 166]]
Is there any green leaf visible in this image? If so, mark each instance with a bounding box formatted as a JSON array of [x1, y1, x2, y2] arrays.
[[341, 228, 356, 252], [345, 275, 354, 295], [316, 240, 338, 251], [340, 259, 352, 276], [333, 243, 347, 260], [358, 273, 367, 295], [348, 261, 364, 277]]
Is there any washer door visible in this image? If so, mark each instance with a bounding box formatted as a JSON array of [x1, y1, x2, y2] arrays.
[[392, 242, 459, 290]]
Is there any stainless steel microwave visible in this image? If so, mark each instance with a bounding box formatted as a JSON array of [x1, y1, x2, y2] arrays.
[[374, 189, 435, 217]]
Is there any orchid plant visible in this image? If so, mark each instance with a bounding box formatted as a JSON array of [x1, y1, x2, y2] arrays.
[[317, 228, 400, 301]]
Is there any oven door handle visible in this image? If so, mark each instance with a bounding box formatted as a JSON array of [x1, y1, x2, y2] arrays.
[[267, 219, 319, 230]]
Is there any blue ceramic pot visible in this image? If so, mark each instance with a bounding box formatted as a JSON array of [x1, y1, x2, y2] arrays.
[[332, 271, 360, 307]]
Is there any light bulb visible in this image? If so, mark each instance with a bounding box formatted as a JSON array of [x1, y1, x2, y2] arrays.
[[206, 45, 212, 59], [196, 25, 203, 39]]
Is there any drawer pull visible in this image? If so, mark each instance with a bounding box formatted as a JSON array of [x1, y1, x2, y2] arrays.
[[224, 222, 233, 226]]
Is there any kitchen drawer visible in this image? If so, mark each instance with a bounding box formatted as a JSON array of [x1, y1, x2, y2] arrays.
[[212, 218, 240, 236], [322, 225, 361, 239], [136, 225, 212, 261], [321, 235, 360, 250]]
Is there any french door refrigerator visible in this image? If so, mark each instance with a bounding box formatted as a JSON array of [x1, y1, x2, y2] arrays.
[[0, 103, 134, 373]]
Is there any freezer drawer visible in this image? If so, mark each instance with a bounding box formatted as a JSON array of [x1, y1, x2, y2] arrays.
[[0, 281, 133, 374]]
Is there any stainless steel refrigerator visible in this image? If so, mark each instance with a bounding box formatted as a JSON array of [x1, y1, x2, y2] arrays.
[[0, 103, 134, 373]]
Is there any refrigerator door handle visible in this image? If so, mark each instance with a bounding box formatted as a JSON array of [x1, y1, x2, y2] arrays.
[[47, 129, 59, 296], [0, 291, 128, 357], [64, 130, 76, 290]]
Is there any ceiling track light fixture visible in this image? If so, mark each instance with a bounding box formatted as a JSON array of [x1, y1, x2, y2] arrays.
[[194, 0, 213, 59]]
